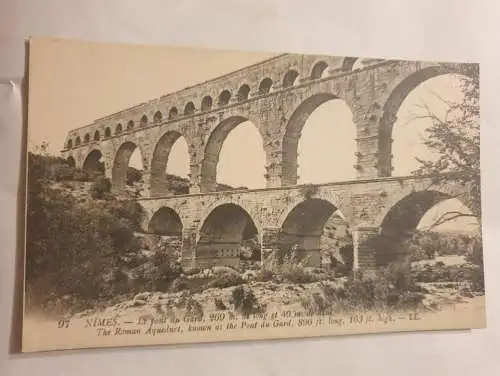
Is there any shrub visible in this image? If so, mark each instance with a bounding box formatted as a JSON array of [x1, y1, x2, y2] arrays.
[[183, 296, 204, 320], [465, 241, 484, 266], [412, 262, 485, 293], [73, 169, 91, 182], [53, 163, 76, 181], [256, 249, 320, 284], [470, 267, 485, 293], [254, 269, 274, 282], [106, 199, 145, 230], [205, 272, 245, 289], [339, 262, 424, 311], [126, 167, 143, 186], [230, 286, 262, 316], [169, 277, 190, 293], [90, 176, 111, 199], [25, 156, 148, 313], [300, 291, 334, 314]]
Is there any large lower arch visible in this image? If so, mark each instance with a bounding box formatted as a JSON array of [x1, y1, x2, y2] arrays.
[[82, 149, 105, 178], [378, 65, 477, 177], [200, 115, 265, 193], [278, 198, 347, 268], [377, 190, 480, 265], [196, 203, 259, 269], [150, 131, 189, 197], [112, 141, 143, 194]]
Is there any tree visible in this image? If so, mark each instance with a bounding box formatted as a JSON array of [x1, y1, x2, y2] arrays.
[[411, 69, 481, 227]]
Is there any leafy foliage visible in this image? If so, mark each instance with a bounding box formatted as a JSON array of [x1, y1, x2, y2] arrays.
[[25, 150, 146, 314], [230, 286, 263, 316], [412, 72, 481, 219], [401, 230, 482, 261], [90, 176, 112, 199], [126, 167, 143, 186]]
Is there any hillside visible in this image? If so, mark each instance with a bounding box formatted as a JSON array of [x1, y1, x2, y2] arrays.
[[126, 166, 248, 196]]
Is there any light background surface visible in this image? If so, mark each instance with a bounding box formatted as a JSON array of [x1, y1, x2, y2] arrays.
[[1, 0, 500, 375]]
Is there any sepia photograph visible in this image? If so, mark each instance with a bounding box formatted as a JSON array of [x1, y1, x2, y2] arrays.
[[21, 37, 485, 353]]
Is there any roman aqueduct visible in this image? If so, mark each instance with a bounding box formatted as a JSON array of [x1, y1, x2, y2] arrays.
[[60, 53, 479, 270]]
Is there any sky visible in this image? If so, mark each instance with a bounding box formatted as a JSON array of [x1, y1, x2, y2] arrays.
[[26, 37, 480, 234]]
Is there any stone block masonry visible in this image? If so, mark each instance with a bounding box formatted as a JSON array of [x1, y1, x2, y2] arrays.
[[60, 52, 479, 271]]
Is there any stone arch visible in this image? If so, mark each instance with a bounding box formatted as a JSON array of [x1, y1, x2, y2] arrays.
[[311, 61, 328, 79], [258, 78, 273, 95], [168, 107, 178, 120], [200, 115, 265, 193], [378, 64, 476, 177], [283, 70, 299, 88], [276, 190, 351, 228], [237, 84, 250, 101], [75, 136, 81, 146], [140, 115, 148, 127], [282, 93, 341, 186], [201, 95, 213, 111], [278, 198, 344, 267], [66, 139, 73, 149], [84, 133, 90, 143], [150, 131, 190, 197], [219, 90, 231, 106], [83, 149, 105, 175], [154, 111, 163, 123], [377, 189, 480, 265], [104, 127, 111, 138], [341, 57, 358, 72], [127, 120, 135, 130], [115, 123, 123, 135], [196, 202, 260, 268], [93, 130, 100, 141], [184, 101, 195, 115], [112, 141, 144, 194], [148, 206, 183, 235]]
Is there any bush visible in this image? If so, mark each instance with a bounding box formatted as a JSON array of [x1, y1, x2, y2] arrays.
[[412, 262, 485, 293], [25, 152, 150, 314], [205, 272, 245, 289], [183, 296, 204, 320], [255, 250, 321, 284], [90, 176, 112, 199], [230, 286, 262, 316], [169, 277, 190, 293], [126, 167, 143, 186], [340, 262, 424, 311], [53, 163, 76, 181], [254, 269, 274, 282], [73, 169, 90, 182], [106, 199, 145, 230]]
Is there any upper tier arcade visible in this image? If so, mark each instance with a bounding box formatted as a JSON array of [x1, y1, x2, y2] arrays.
[[60, 52, 477, 196]]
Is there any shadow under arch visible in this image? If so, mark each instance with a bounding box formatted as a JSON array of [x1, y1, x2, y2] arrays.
[[276, 198, 350, 268], [377, 189, 480, 266], [148, 206, 183, 236], [200, 115, 266, 193], [282, 93, 346, 186], [112, 141, 144, 194], [150, 131, 190, 197], [196, 203, 260, 269], [83, 149, 105, 177], [378, 65, 476, 177], [341, 57, 358, 72]]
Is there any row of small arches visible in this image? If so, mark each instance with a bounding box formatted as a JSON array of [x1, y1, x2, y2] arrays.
[[66, 60, 345, 150]]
